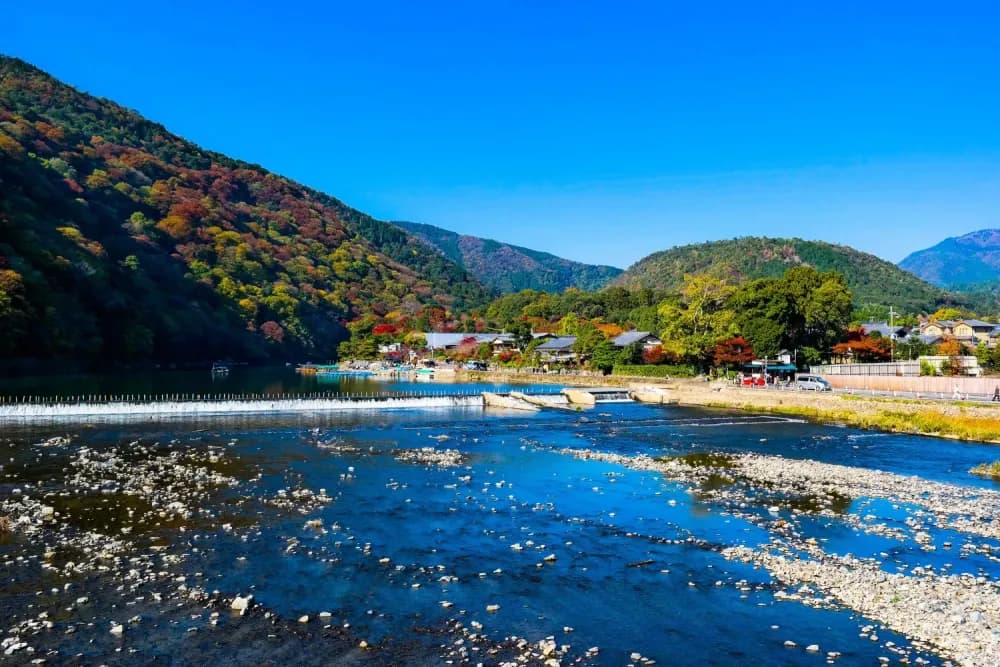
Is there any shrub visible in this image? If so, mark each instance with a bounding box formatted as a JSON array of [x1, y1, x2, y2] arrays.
[[0, 514, 13, 534], [612, 364, 696, 378], [970, 461, 1000, 479]]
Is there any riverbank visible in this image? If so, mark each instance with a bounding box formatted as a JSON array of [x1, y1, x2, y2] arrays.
[[462, 371, 1000, 443]]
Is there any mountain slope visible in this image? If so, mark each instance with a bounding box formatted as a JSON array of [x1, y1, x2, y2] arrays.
[[0, 56, 488, 365], [613, 237, 966, 313], [898, 229, 1000, 288], [393, 220, 623, 293]]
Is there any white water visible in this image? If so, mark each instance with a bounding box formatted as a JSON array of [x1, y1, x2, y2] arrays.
[[0, 394, 485, 419]]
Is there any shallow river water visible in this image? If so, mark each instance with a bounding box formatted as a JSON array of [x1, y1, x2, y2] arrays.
[[1, 394, 998, 665]]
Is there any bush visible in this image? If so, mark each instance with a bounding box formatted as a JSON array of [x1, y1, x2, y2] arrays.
[[0, 514, 12, 534], [919, 360, 936, 376], [612, 364, 696, 378], [970, 461, 1000, 479]]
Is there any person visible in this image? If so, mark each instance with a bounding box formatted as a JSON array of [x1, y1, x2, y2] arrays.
[[953, 383, 962, 400], [993, 385, 999, 402]]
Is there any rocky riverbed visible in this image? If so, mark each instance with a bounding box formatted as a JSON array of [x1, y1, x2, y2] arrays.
[[1, 402, 995, 665], [558, 445, 1000, 665]]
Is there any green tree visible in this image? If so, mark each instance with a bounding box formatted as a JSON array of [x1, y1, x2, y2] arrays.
[[657, 274, 737, 367], [589, 339, 619, 373], [571, 320, 607, 356]]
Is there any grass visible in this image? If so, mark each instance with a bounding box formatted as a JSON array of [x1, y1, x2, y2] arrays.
[[839, 394, 1000, 410], [703, 401, 1000, 443], [970, 461, 1000, 479]]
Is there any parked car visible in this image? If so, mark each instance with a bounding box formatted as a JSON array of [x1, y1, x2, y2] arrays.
[[741, 374, 766, 387], [795, 374, 831, 391]]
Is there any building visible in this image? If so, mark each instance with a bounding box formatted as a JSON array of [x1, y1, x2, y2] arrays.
[[611, 330, 662, 350], [920, 319, 1000, 350], [535, 336, 578, 363], [860, 321, 909, 340], [423, 333, 516, 354], [952, 319, 999, 346]]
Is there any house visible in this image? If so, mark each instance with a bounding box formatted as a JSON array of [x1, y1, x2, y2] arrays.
[[611, 330, 662, 350], [921, 320, 955, 338], [907, 332, 946, 347], [920, 319, 999, 350], [860, 321, 909, 340], [423, 332, 516, 354], [952, 319, 999, 346], [535, 336, 578, 363]]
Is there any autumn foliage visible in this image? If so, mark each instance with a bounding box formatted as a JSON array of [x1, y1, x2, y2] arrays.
[[713, 336, 754, 367], [0, 56, 488, 363], [831, 328, 892, 362]]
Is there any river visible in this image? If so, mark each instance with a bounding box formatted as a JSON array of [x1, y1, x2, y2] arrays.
[[0, 375, 997, 665]]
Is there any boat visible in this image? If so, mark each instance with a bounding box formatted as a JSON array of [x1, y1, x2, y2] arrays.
[[211, 362, 230, 375]]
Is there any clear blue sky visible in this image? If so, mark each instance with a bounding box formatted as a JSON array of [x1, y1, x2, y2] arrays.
[[5, 1, 999, 268]]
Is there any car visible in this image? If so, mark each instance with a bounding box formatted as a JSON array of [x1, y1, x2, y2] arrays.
[[795, 375, 831, 391], [741, 374, 766, 387]]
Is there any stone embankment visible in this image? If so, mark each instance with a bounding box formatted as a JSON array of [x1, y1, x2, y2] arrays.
[[465, 371, 1000, 442]]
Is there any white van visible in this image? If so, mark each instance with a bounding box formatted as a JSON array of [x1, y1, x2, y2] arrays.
[[795, 374, 831, 391]]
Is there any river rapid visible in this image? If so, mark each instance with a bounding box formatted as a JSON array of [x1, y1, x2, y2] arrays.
[[1, 391, 998, 665]]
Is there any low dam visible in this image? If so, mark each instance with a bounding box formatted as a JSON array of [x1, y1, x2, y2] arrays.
[[0, 386, 631, 420]]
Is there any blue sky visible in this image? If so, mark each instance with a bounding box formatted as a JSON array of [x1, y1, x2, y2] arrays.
[[4, 1, 999, 268]]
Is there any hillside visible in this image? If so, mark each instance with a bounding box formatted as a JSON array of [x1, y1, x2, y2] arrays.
[[613, 237, 966, 314], [393, 220, 623, 293], [898, 229, 1000, 288], [0, 56, 488, 366]]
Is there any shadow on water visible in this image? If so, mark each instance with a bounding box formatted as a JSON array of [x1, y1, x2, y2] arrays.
[[782, 489, 854, 514]]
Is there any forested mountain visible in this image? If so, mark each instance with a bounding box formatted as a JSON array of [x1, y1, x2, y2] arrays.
[[0, 56, 488, 367], [613, 237, 969, 314], [393, 220, 623, 293], [899, 229, 1000, 288]]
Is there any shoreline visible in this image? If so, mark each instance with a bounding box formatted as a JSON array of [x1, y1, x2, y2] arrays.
[[463, 371, 1000, 443]]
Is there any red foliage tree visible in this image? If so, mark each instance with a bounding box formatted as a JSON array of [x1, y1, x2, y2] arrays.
[[642, 345, 664, 364], [260, 320, 284, 344], [713, 336, 754, 368], [372, 324, 398, 336], [831, 328, 891, 362]]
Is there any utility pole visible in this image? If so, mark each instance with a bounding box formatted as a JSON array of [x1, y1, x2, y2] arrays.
[[889, 306, 898, 362]]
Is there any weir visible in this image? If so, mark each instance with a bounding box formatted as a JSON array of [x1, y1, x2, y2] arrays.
[[0, 388, 596, 420], [0, 392, 485, 419]]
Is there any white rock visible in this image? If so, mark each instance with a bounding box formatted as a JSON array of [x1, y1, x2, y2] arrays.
[[231, 594, 253, 613]]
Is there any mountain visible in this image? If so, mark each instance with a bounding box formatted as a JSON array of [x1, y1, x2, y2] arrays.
[[898, 229, 1000, 288], [392, 220, 623, 294], [613, 237, 967, 314], [0, 56, 488, 366]]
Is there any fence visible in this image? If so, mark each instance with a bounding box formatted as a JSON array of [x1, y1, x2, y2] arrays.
[[809, 361, 921, 376]]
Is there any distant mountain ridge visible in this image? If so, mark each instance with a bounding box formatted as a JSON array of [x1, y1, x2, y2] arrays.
[[0, 56, 487, 365], [613, 236, 968, 314], [898, 229, 1000, 288], [393, 220, 623, 294]]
